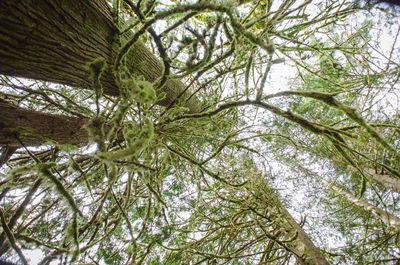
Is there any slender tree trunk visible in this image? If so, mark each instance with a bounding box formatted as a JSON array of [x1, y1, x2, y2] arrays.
[[278, 207, 330, 265], [0, 100, 88, 147], [0, 0, 199, 111], [364, 168, 400, 193], [249, 177, 330, 265], [0, 179, 42, 256], [331, 184, 400, 229]]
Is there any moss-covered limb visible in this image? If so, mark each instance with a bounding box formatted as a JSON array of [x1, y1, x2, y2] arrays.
[[331, 184, 400, 229], [0, 179, 41, 248], [328, 133, 400, 179], [110, 189, 134, 237], [263, 90, 395, 151], [0, 209, 29, 265], [0, 179, 42, 256], [173, 100, 331, 136], [70, 212, 80, 262], [15, 234, 68, 253], [340, 123, 400, 131], [164, 144, 246, 188], [115, 2, 233, 70], [332, 101, 394, 152], [0, 99, 89, 147], [37, 163, 82, 216]]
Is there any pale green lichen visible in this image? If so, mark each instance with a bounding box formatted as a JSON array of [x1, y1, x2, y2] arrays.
[[87, 57, 107, 111], [115, 66, 157, 105], [37, 162, 82, 216], [87, 57, 107, 82], [136, 79, 157, 104], [98, 118, 154, 161], [84, 116, 106, 150], [119, 78, 157, 104]]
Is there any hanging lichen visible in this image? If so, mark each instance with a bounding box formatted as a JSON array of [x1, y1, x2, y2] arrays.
[[87, 57, 107, 114], [98, 117, 154, 162], [115, 65, 157, 105], [84, 116, 106, 150], [36, 162, 82, 216]]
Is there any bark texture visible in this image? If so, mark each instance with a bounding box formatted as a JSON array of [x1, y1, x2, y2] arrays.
[[0, 0, 199, 111], [250, 177, 329, 265], [0, 100, 88, 147], [365, 168, 400, 193], [279, 207, 330, 265], [332, 184, 400, 229]]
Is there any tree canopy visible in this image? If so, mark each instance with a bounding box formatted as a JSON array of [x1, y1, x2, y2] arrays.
[[0, 0, 400, 264]]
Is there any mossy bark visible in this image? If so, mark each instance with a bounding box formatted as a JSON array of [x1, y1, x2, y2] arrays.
[[0, 0, 199, 111], [0, 100, 88, 147], [279, 207, 330, 265]]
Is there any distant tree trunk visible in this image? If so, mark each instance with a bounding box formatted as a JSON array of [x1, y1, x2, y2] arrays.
[[0, 100, 88, 147], [0, 0, 199, 111], [331, 184, 400, 229], [364, 168, 400, 193], [249, 177, 330, 265], [278, 207, 330, 265]]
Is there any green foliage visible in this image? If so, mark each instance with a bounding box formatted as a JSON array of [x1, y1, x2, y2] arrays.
[[2, 1, 400, 264]]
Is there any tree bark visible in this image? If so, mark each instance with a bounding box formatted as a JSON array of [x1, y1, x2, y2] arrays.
[[249, 177, 330, 265], [0, 100, 88, 147], [331, 184, 400, 229], [278, 207, 330, 265], [365, 168, 400, 193], [0, 0, 199, 111]]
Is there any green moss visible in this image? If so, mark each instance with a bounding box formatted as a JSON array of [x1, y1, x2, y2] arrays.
[[84, 116, 106, 149], [98, 118, 154, 161], [115, 65, 157, 105], [87, 57, 107, 81], [136, 80, 157, 104], [37, 162, 81, 215]]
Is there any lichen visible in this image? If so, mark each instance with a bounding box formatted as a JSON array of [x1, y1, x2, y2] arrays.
[[115, 66, 157, 105], [84, 116, 106, 150], [98, 117, 154, 161], [87, 57, 107, 82]]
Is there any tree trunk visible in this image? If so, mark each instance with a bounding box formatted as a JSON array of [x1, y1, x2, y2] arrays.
[[331, 184, 400, 229], [364, 168, 400, 193], [249, 177, 330, 265], [0, 100, 88, 147], [0, 0, 199, 111], [278, 207, 330, 265]]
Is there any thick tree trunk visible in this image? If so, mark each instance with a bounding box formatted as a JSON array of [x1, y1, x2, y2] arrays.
[[331, 184, 400, 229], [0, 100, 88, 147], [0, 0, 199, 111]]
